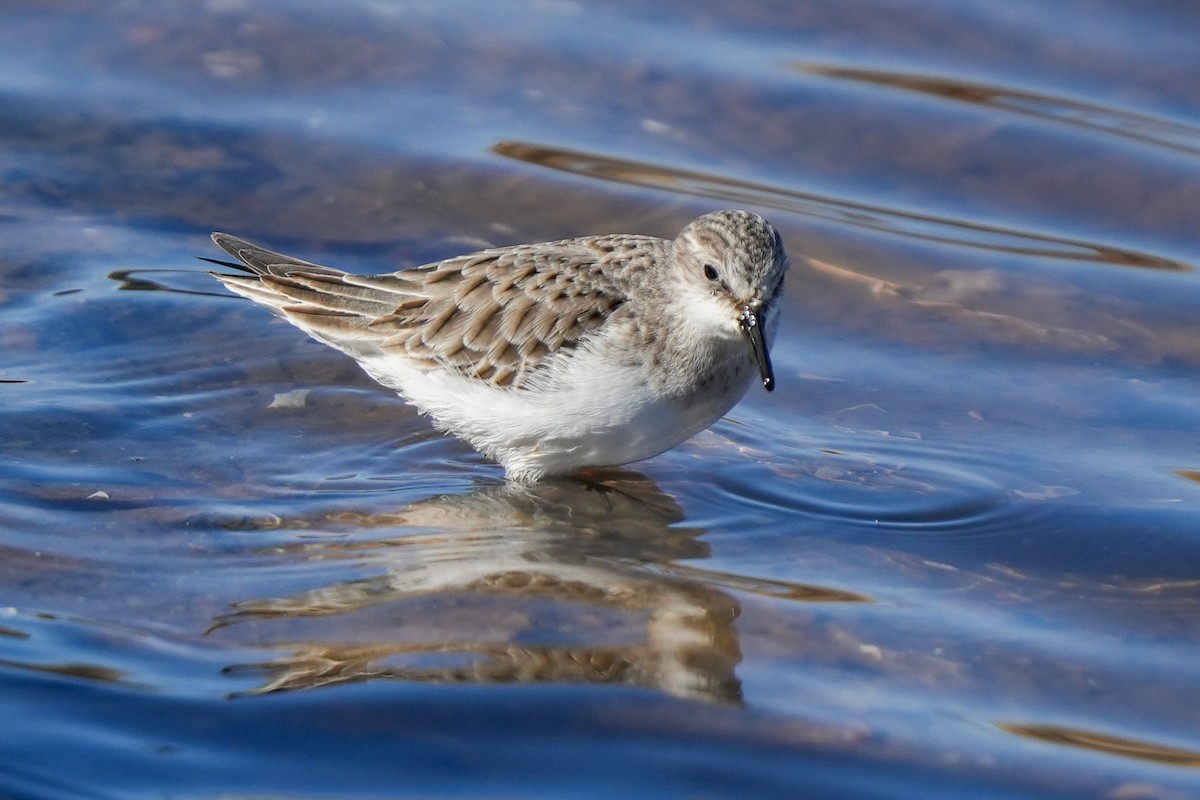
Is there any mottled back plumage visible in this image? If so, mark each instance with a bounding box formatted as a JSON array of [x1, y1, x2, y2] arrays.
[[211, 233, 664, 388]]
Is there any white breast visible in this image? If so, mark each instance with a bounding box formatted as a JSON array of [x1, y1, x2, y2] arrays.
[[357, 336, 755, 480]]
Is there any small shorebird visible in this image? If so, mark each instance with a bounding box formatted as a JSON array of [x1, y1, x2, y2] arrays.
[[206, 210, 787, 480]]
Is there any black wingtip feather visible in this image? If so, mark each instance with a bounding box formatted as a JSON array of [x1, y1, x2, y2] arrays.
[[196, 255, 256, 274]]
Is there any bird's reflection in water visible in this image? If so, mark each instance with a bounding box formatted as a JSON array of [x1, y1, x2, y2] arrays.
[[211, 471, 788, 703]]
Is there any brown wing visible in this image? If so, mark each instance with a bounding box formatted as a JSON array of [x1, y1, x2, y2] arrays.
[[210, 233, 660, 389]]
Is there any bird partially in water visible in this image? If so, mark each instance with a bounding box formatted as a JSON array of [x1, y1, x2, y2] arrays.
[[206, 209, 787, 480]]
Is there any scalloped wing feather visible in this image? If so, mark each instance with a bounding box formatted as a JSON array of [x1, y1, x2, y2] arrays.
[[210, 233, 657, 389]]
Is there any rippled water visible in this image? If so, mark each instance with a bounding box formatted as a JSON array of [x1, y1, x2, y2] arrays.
[[4, 1, 1200, 798]]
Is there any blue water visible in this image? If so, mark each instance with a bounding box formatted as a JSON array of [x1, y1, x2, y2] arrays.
[[3, 1, 1200, 798]]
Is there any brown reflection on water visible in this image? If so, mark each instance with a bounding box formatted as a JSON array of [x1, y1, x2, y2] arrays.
[[492, 141, 1186, 271], [804, 257, 1121, 353], [211, 473, 868, 702], [0, 612, 145, 689], [1175, 469, 1200, 486], [999, 722, 1200, 768], [0, 656, 131, 686], [793, 249, 1200, 366], [800, 64, 1200, 159]]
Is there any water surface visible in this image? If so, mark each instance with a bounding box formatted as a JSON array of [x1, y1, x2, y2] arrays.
[[3, 1, 1200, 798]]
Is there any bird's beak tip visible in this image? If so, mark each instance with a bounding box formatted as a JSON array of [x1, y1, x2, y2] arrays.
[[739, 306, 776, 393]]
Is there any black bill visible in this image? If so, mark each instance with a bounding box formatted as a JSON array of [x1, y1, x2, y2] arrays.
[[738, 306, 775, 392]]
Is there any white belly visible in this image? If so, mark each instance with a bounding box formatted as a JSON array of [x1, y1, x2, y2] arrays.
[[359, 343, 755, 480]]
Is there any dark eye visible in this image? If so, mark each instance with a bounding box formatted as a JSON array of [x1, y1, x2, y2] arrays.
[[703, 263, 720, 281]]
